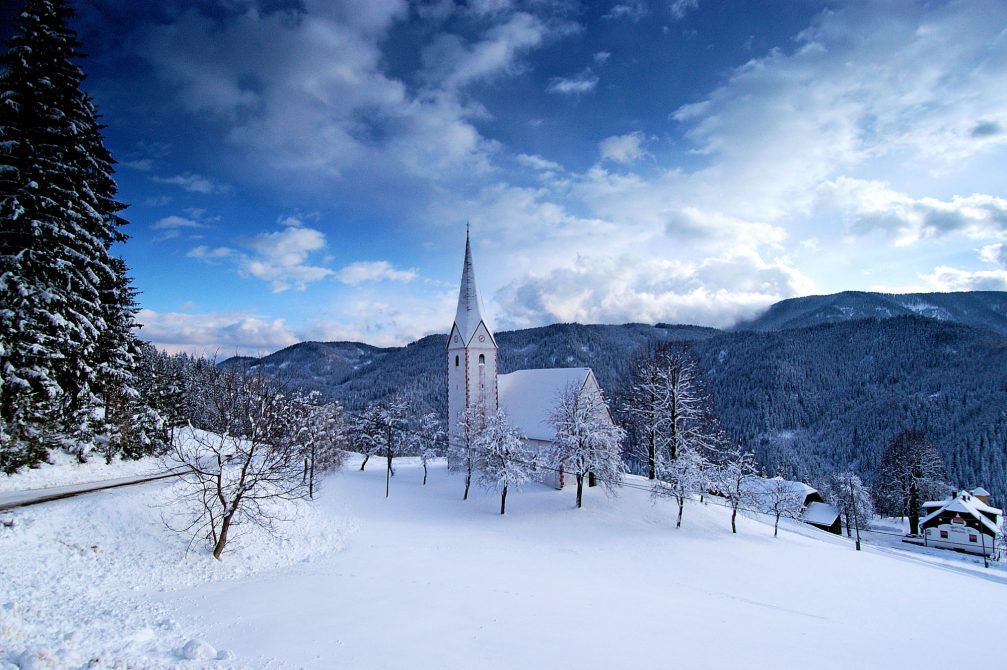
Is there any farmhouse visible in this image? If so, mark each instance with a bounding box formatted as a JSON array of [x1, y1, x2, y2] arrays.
[[920, 488, 1001, 557], [745, 477, 842, 535], [446, 232, 615, 489]]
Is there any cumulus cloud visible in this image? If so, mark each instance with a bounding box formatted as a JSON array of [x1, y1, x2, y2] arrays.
[[921, 266, 1007, 292], [979, 243, 1007, 267], [599, 132, 648, 164], [136, 308, 299, 357], [151, 172, 229, 194], [335, 261, 418, 285], [546, 68, 599, 95], [186, 219, 333, 292], [817, 177, 1007, 245], [495, 250, 813, 330]]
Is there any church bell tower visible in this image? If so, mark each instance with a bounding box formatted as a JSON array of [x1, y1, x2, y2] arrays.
[[447, 229, 498, 450]]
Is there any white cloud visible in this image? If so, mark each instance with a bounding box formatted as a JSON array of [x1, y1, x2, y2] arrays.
[[136, 309, 299, 357], [603, 2, 648, 22], [515, 153, 563, 172], [593, 51, 611, 65], [669, 0, 699, 20], [546, 68, 599, 95], [335, 261, 418, 285], [599, 131, 648, 164], [187, 220, 334, 292], [816, 177, 1007, 245], [979, 243, 1007, 267], [921, 266, 1007, 292], [151, 172, 229, 194], [495, 250, 813, 330]]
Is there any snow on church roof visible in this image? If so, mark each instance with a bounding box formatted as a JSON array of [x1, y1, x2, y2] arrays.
[[452, 230, 494, 346], [498, 368, 594, 442]]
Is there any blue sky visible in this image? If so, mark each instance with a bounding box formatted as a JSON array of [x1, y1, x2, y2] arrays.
[[8, 0, 1007, 355]]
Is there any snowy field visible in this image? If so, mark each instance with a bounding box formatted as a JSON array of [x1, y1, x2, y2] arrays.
[[0, 450, 162, 493], [3, 456, 1007, 669]]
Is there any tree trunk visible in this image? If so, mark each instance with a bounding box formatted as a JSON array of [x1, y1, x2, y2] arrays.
[[908, 481, 920, 535], [463, 468, 471, 501], [422, 462, 428, 486], [500, 486, 508, 515], [385, 456, 391, 498], [676, 496, 684, 528], [731, 506, 738, 533], [303, 456, 308, 482], [308, 446, 316, 500], [576, 474, 584, 508], [360, 453, 369, 471], [212, 510, 235, 559], [648, 431, 656, 480], [774, 512, 781, 537]]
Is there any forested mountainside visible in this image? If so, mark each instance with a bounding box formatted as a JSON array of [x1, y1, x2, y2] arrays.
[[734, 290, 1007, 334]]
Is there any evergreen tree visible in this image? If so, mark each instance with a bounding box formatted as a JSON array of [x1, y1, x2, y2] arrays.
[[0, 0, 131, 471]]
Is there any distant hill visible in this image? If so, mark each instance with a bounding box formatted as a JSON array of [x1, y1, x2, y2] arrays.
[[734, 291, 1007, 334]]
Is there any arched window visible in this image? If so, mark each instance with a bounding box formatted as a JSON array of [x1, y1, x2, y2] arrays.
[[455, 355, 460, 367], [478, 354, 485, 365]]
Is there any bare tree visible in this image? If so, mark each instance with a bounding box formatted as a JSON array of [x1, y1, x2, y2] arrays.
[[164, 370, 309, 559], [474, 409, 532, 514], [759, 474, 806, 537], [550, 382, 626, 508], [449, 402, 486, 501], [653, 445, 708, 528], [621, 344, 721, 479], [295, 392, 348, 499], [825, 471, 874, 538], [712, 444, 759, 534], [412, 412, 446, 486], [356, 398, 410, 497], [875, 430, 947, 535]]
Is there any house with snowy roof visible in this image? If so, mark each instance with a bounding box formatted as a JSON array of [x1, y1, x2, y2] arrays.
[[920, 488, 1001, 557], [744, 476, 842, 535], [446, 232, 613, 489]]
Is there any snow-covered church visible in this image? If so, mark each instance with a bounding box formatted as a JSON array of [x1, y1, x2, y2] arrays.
[[447, 232, 612, 489]]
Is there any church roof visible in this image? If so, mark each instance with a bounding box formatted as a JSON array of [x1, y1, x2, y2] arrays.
[[452, 230, 494, 346], [498, 368, 594, 442]]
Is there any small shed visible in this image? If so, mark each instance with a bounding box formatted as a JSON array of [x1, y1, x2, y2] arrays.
[[920, 490, 1002, 557], [801, 501, 842, 535], [743, 476, 841, 534]]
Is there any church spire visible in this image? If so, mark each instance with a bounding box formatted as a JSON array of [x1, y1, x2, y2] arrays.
[[452, 226, 494, 346]]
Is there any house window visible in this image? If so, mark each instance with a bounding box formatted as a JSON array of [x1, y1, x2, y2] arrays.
[[479, 354, 485, 365], [940, 530, 949, 539], [969, 534, 978, 543], [455, 355, 459, 367]]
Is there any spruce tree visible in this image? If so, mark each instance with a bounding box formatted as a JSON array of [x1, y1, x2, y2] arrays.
[[0, 0, 132, 471]]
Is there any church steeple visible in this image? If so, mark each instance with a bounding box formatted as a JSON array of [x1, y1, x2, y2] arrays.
[[447, 228, 498, 450], [452, 226, 494, 346]]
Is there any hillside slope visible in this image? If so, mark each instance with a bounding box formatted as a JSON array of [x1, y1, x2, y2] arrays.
[[734, 290, 1007, 334], [4, 458, 1003, 669]]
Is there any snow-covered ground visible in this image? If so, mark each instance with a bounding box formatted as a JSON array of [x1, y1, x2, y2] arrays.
[[3, 455, 1006, 669], [0, 450, 163, 493]]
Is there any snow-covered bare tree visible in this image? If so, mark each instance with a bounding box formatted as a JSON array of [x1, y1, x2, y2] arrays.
[[713, 445, 759, 534], [164, 370, 310, 559], [760, 474, 807, 537], [0, 0, 135, 471], [352, 404, 384, 472], [449, 401, 486, 501], [550, 382, 625, 508], [412, 412, 446, 486], [825, 471, 874, 538], [653, 446, 708, 528], [294, 392, 347, 499], [474, 409, 532, 514], [875, 429, 947, 534], [356, 397, 410, 497], [620, 344, 722, 480]]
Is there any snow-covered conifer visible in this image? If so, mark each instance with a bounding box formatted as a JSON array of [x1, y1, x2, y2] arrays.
[[474, 409, 532, 514], [0, 0, 133, 470], [550, 383, 625, 508]]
